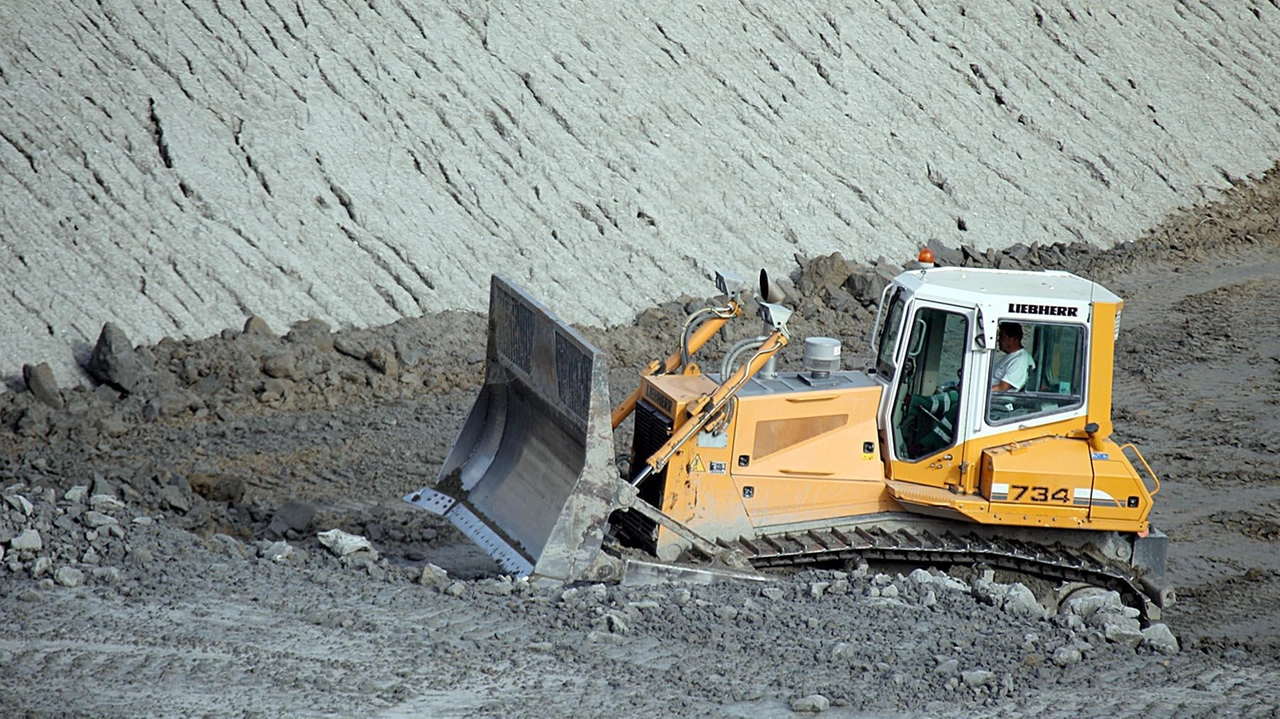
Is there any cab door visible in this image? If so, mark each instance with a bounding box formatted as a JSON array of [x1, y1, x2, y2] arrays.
[[882, 300, 974, 491]]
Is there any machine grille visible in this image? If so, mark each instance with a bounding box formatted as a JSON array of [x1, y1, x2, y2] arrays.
[[613, 399, 673, 550]]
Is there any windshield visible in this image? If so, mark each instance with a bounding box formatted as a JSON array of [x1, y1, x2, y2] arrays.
[[874, 289, 905, 377]]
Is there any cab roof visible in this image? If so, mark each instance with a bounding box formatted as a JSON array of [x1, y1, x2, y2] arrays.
[[896, 267, 1122, 307]]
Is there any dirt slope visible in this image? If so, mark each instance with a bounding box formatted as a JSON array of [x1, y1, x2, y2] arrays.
[[5, 0, 1280, 389]]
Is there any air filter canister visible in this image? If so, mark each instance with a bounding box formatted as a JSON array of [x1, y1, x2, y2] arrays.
[[803, 337, 841, 378]]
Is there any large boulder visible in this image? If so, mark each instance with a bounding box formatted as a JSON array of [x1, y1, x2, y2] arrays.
[[86, 323, 156, 395]]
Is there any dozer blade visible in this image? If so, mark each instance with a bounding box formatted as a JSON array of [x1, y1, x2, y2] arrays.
[[405, 276, 620, 582]]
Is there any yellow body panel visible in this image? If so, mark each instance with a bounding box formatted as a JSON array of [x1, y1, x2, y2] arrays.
[[885, 435, 1151, 532], [1087, 440, 1156, 525], [980, 437, 1093, 528], [654, 383, 891, 553], [732, 387, 883, 481], [1085, 300, 1121, 441], [734, 477, 898, 525], [887, 415, 1084, 494]]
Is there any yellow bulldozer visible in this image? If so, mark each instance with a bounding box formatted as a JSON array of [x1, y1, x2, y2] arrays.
[[405, 252, 1172, 617]]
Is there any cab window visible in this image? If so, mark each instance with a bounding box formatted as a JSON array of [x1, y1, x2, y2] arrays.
[[874, 290, 905, 378], [987, 321, 1086, 425]]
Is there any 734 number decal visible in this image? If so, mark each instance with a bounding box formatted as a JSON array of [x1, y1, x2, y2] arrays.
[[1011, 485, 1070, 503]]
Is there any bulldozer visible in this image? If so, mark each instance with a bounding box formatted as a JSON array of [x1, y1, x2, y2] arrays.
[[405, 251, 1173, 617]]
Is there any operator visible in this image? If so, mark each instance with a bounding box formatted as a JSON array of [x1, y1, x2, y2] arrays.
[[991, 322, 1034, 392]]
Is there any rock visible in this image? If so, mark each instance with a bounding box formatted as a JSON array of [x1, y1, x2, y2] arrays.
[[1103, 619, 1145, 649], [795, 252, 854, 297], [365, 346, 399, 378], [260, 541, 294, 562], [790, 694, 830, 713], [22, 363, 64, 409], [158, 484, 193, 514], [262, 352, 300, 379], [910, 568, 968, 592], [242, 316, 276, 337], [82, 511, 118, 528], [55, 566, 85, 587], [4, 494, 34, 517], [444, 581, 466, 597], [260, 378, 291, 402], [317, 528, 375, 558], [761, 586, 784, 601], [98, 414, 129, 437], [419, 563, 449, 588], [604, 613, 630, 634], [272, 501, 316, 533], [189, 474, 245, 504], [926, 238, 966, 266], [148, 389, 198, 418], [333, 335, 368, 359], [842, 267, 891, 306], [86, 323, 155, 394], [127, 548, 154, 566], [286, 319, 334, 352], [64, 486, 89, 504], [10, 528, 42, 552], [1060, 589, 1123, 619], [586, 630, 625, 645], [1140, 623, 1180, 654], [90, 494, 125, 512], [1052, 646, 1082, 666], [1002, 583, 1043, 618], [478, 578, 515, 596], [962, 669, 995, 687], [16, 403, 51, 437], [972, 579, 1005, 607]]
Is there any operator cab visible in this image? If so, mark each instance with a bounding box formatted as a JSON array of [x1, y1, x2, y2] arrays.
[[871, 264, 1112, 467]]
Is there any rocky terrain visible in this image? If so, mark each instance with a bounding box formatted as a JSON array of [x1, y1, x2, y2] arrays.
[[2, 166, 1279, 717]]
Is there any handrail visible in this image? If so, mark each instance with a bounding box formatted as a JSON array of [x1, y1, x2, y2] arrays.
[[1119, 443, 1161, 496]]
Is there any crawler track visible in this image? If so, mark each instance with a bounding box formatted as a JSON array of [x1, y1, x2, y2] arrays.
[[718, 524, 1156, 621]]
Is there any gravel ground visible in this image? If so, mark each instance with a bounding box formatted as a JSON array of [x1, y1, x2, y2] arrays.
[[2, 167, 1279, 717]]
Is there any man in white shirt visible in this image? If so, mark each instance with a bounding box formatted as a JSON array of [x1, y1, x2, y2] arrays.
[[991, 322, 1034, 391]]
